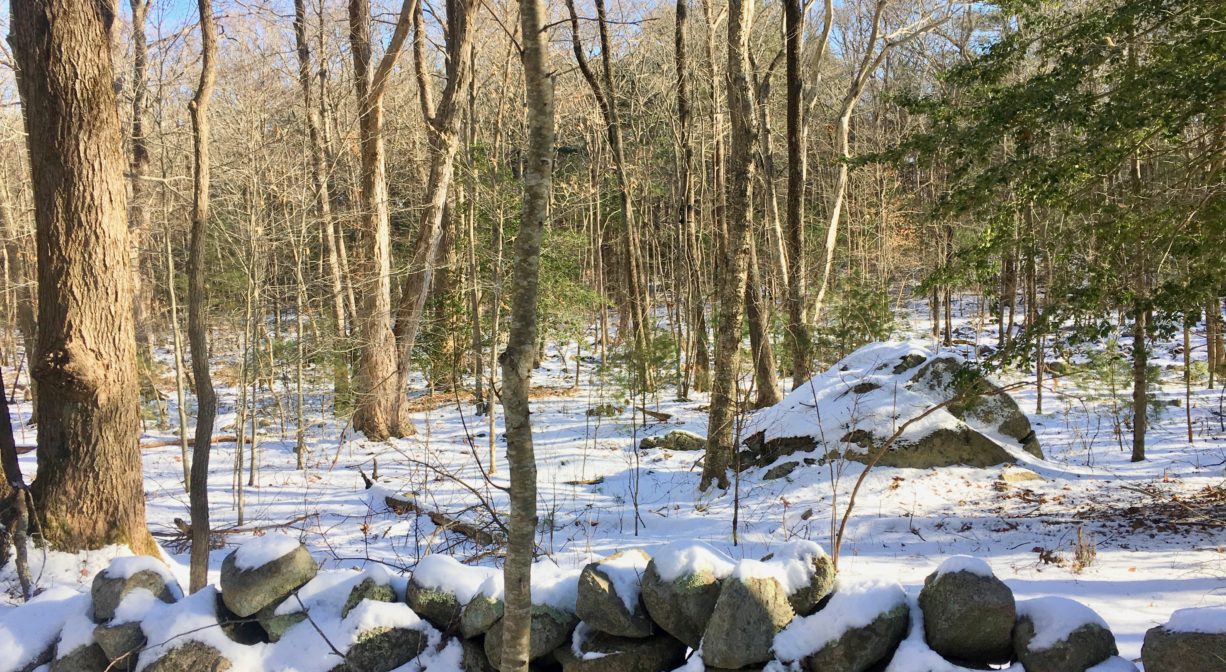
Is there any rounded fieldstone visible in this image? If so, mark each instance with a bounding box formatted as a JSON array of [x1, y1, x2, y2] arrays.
[[1013, 615, 1117, 672], [91, 568, 180, 623], [50, 643, 109, 672], [787, 553, 836, 616], [555, 629, 687, 672], [576, 550, 654, 638], [94, 621, 146, 670], [800, 602, 909, 672], [461, 592, 504, 639], [141, 641, 232, 672], [701, 575, 794, 669], [219, 543, 317, 617], [484, 605, 578, 669], [406, 580, 463, 630], [639, 560, 722, 649], [918, 569, 1015, 665], [1141, 626, 1226, 672]]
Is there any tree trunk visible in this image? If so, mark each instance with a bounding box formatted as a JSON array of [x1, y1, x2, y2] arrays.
[[348, 0, 414, 440], [499, 0, 553, 666], [702, 0, 756, 491], [12, 0, 156, 555], [391, 0, 475, 425], [187, 0, 219, 592], [129, 0, 155, 358], [747, 236, 781, 408], [1131, 305, 1147, 462], [294, 0, 349, 399]]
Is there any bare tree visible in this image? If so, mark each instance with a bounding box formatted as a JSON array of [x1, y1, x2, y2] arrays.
[[11, 0, 156, 554], [499, 0, 554, 666], [188, 0, 219, 592]]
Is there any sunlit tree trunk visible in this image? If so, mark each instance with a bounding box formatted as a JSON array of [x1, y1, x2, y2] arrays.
[[12, 0, 157, 555]]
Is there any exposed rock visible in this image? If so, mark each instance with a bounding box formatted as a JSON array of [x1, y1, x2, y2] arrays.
[[91, 566, 180, 622], [763, 461, 799, 481], [556, 628, 687, 672], [141, 641, 232, 672], [1014, 612, 1117, 672], [640, 430, 706, 452], [50, 643, 110, 672], [784, 552, 836, 617], [576, 549, 654, 638], [406, 579, 463, 630], [255, 599, 308, 643], [339, 626, 429, 672], [640, 559, 722, 649], [701, 575, 794, 669], [1001, 466, 1044, 483], [799, 602, 909, 672], [344, 577, 396, 618], [219, 542, 317, 617], [918, 567, 1015, 665], [94, 621, 146, 670], [484, 605, 579, 669], [1141, 626, 1226, 672], [462, 637, 497, 672], [215, 592, 270, 645], [741, 344, 1044, 471], [461, 592, 504, 639]]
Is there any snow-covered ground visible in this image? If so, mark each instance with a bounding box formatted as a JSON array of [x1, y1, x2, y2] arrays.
[[2, 296, 1224, 665]]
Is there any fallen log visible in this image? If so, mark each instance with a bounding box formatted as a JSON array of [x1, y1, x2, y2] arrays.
[[15, 433, 252, 455], [384, 494, 501, 546]]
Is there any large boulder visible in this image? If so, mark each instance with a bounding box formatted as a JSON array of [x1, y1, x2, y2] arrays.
[[701, 572, 794, 669], [1014, 597, 1117, 672], [408, 554, 502, 632], [640, 541, 735, 649], [640, 430, 706, 452], [484, 605, 579, 669], [761, 541, 836, 616], [94, 621, 146, 671], [556, 626, 687, 672], [576, 549, 654, 638], [219, 535, 317, 617], [461, 592, 505, 639], [50, 642, 109, 672], [741, 343, 1043, 471], [91, 557, 182, 622], [338, 626, 429, 672], [917, 556, 1015, 665], [1141, 606, 1226, 672], [775, 580, 909, 672], [142, 641, 232, 672]]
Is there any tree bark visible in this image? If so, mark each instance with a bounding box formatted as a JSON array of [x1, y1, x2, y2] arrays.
[[702, 0, 756, 491], [348, 0, 414, 440], [390, 0, 475, 425], [129, 0, 155, 357], [187, 0, 219, 592], [747, 235, 781, 408], [499, 0, 553, 667], [11, 0, 156, 554], [1131, 305, 1147, 462]]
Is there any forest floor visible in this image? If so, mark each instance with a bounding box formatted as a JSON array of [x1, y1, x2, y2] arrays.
[[2, 297, 1225, 663]]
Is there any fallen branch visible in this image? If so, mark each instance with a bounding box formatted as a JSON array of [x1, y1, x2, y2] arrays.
[[15, 433, 252, 455], [384, 494, 502, 546]]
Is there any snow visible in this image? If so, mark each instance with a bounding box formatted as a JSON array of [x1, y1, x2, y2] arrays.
[[773, 579, 907, 662], [273, 565, 389, 617], [932, 555, 995, 579], [1087, 657, 1139, 672], [54, 593, 98, 657], [455, 561, 580, 613], [1164, 605, 1226, 634], [570, 622, 610, 661], [411, 554, 499, 604], [650, 540, 736, 583], [0, 587, 87, 672], [112, 588, 164, 624], [232, 534, 303, 571], [1017, 596, 1110, 651], [593, 550, 649, 612], [728, 542, 829, 596]]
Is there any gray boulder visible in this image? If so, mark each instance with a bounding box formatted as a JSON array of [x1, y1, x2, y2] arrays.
[[406, 579, 463, 630], [461, 638, 497, 672], [640, 430, 706, 452], [484, 605, 579, 669], [345, 577, 397, 618], [783, 553, 836, 616], [461, 592, 504, 639], [701, 575, 795, 669], [1013, 601, 1117, 672], [576, 549, 654, 638], [336, 626, 429, 672], [219, 542, 317, 617], [799, 602, 908, 672], [91, 564, 181, 622], [1141, 625, 1226, 672], [556, 628, 687, 672], [255, 599, 308, 643], [94, 621, 146, 670], [917, 564, 1015, 664], [640, 560, 722, 649], [141, 641, 232, 672], [50, 643, 109, 672]]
